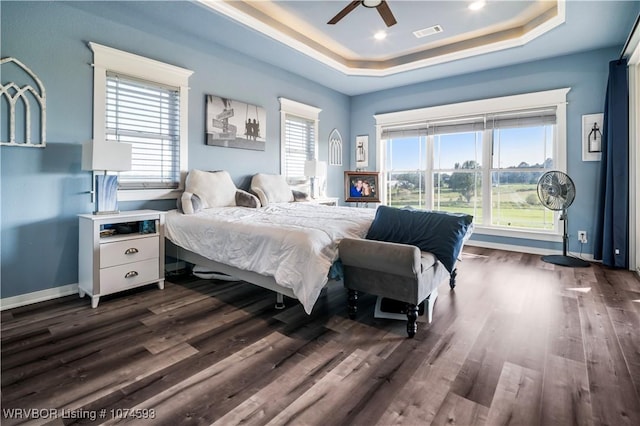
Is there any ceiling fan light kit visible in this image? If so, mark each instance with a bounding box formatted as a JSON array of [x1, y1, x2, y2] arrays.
[[328, 0, 397, 28], [362, 0, 383, 8]]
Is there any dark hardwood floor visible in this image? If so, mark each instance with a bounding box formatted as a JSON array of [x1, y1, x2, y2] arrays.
[[2, 247, 640, 425]]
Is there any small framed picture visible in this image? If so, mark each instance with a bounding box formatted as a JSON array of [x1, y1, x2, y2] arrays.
[[344, 171, 380, 203], [355, 135, 369, 168], [582, 113, 603, 161]]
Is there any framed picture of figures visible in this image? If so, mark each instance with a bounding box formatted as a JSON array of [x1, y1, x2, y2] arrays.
[[344, 171, 380, 203], [205, 94, 266, 151]]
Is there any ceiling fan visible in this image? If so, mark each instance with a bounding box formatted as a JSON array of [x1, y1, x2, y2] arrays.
[[328, 0, 398, 27]]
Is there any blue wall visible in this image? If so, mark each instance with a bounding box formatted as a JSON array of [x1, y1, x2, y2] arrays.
[[0, 1, 350, 298], [350, 47, 619, 254]]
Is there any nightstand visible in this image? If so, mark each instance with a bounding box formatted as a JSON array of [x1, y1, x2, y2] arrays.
[[78, 210, 165, 308], [307, 197, 339, 206]]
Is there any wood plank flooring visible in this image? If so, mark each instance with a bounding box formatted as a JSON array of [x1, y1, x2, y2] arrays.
[[2, 247, 640, 425]]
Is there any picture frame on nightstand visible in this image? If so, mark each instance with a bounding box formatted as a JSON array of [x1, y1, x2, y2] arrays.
[[345, 171, 380, 203]]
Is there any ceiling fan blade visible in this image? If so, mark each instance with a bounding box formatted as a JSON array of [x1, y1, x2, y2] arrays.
[[376, 1, 397, 27], [328, 1, 361, 25]]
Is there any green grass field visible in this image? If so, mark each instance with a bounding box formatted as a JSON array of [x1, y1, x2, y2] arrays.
[[388, 183, 554, 230]]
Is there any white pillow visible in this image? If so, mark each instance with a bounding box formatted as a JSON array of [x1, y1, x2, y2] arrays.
[[185, 170, 237, 208], [250, 173, 293, 207]]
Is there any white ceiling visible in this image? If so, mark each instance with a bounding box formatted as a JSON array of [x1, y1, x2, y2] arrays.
[[202, 0, 562, 74], [69, 1, 640, 96]]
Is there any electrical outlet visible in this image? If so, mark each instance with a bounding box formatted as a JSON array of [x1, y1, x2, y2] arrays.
[[578, 230, 587, 244]]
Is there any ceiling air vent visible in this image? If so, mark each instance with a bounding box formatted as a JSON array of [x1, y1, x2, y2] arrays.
[[413, 25, 443, 39]]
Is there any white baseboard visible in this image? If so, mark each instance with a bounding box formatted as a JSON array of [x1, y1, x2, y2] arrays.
[[465, 240, 597, 262], [0, 283, 79, 311], [1, 262, 187, 311]]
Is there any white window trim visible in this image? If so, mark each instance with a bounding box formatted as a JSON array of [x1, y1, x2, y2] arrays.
[[279, 97, 321, 176], [375, 88, 570, 242], [90, 42, 193, 201]]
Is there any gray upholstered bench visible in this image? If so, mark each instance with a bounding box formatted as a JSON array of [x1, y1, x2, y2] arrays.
[[339, 238, 456, 338]]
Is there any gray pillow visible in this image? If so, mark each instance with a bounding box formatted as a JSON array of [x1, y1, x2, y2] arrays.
[[292, 190, 310, 202], [177, 192, 203, 215], [235, 189, 261, 208]]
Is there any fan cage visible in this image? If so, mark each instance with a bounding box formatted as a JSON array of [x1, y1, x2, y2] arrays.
[[537, 171, 576, 211]]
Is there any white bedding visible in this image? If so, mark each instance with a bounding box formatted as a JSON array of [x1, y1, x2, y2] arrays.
[[165, 203, 376, 314]]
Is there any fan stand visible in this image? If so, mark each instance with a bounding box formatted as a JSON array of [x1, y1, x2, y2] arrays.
[[541, 209, 590, 268]]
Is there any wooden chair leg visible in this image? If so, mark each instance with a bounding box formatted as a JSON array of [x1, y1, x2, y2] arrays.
[[347, 289, 358, 319], [406, 303, 418, 338], [449, 268, 458, 289]]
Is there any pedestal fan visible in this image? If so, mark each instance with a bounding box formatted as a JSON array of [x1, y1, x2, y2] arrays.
[[537, 171, 590, 267]]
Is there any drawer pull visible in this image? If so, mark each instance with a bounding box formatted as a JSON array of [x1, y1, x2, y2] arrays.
[[124, 271, 139, 279], [124, 248, 139, 255]]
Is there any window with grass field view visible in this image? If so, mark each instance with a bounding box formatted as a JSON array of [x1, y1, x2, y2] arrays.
[[491, 126, 555, 230], [377, 90, 568, 235]]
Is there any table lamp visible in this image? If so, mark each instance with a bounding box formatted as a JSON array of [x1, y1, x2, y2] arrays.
[[82, 139, 132, 214], [304, 159, 327, 199]]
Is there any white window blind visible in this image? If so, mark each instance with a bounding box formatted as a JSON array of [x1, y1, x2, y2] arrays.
[[283, 113, 316, 179], [381, 107, 557, 139], [486, 107, 557, 129], [106, 72, 180, 189]]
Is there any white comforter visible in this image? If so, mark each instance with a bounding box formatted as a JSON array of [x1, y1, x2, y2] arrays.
[[165, 203, 375, 314]]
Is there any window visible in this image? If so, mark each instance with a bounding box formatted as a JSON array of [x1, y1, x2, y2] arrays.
[[376, 89, 568, 240], [385, 136, 426, 208], [433, 130, 483, 222], [490, 113, 556, 230], [283, 114, 316, 178], [90, 42, 193, 200], [279, 98, 321, 184], [106, 73, 180, 189]]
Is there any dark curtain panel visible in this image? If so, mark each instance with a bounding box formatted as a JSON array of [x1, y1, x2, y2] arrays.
[[594, 59, 629, 268]]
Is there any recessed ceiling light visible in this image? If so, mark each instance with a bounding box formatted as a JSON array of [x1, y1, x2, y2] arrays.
[[374, 31, 387, 40], [469, 1, 486, 11]]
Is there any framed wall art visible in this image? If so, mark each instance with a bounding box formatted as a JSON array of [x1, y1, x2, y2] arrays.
[[582, 113, 603, 161], [355, 135, 368, 168], [205, 94, 266, 151]]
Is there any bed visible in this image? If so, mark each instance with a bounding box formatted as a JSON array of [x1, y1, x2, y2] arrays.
[[165, 170, 472, 318], [165, 202, 376, 314]]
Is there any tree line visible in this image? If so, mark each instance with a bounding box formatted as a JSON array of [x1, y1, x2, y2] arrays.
[[392, 158, 552, 203]]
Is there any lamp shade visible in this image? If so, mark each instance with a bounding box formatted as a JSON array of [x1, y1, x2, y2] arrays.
[[304, 160, 327, 178], [82, 139, 132, 172]]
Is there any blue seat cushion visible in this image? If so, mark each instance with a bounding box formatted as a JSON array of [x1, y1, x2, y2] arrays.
[[365, 205, 473, 273]]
